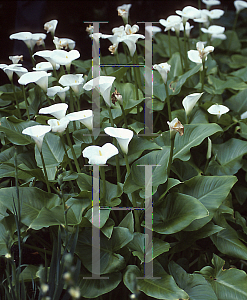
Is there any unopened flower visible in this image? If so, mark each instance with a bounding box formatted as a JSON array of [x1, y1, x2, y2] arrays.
[[153, 62, 171, 84], [111, 88, 123, 105], [41, 283, 49, 294], [86, 24, 93, 35], [22, 125, 51, 152], [18, 71, 51, 92], [207, 137, 212, 159], [68, 287, 81, 299], [47, 86, 69, 102], [207, 104, 229, 118], [82, 143, 118, 165], [104, 127, 133, 154], [117, 4, 132, 23], [109, 43, 118, 54], [47, 117, 70, 133], [83, 76, 116, 106], [67, 110, 93, 130], [39, 103, 68, 119], [53, 37, 75, 50], [167, 118, 184, 137], [234, 0, 247, 13], [44, 20, 58, 35], [59, 74, 84, 96], [182, 92, 203, 116], [5, 253, 11, 259], [9, 55, 23, 64]]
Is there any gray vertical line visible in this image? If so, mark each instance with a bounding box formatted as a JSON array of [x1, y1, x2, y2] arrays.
[[145, 22, 153, 135], [137, 165, 161, 279], [92, 22, 100, 137]]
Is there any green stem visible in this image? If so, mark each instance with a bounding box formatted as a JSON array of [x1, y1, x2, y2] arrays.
[[201, 58, 206, 93], [28, 47, 35, 67], [11, 80, 21, 119], [176, 34, 184, 72], [233, 12, 239, 32], [91, 130, 96, 145], [61, 135, 74, 172], [164, 82, 171, 121], [69, 89, 77, 131], [65, 128, 81, 173], [168, 30, 171, 57], [120, 103, 128, 128], [183, 25, 189, 70], [124, 153, 130, 175], [40, 150, 51, 193], [60, 188, 68, 245], [22, 85, 30, 121], [108, 107, 121, 183], [100, 166, 106, 206]]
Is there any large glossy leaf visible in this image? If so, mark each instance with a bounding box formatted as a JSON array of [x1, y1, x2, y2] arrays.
[[123, 146, 170, 196], [78, 271, 122, 298], [168, 261, 217, 300], [208, 138, 247, 175], [225, 87, 247, 114], [76, 227, 126, 275], [200, 254, 247, 300], [127, 232, 170, 262], [123, 261, 189, 300], [173, 123, 223, 161], [0, 117, 37, 145], [179, 176, 237, 231], [0, 187, 60, 228], [0, 215, 16, 255], [153, 192, 208, 235]]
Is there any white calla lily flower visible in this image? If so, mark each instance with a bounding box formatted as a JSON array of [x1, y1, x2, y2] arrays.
[[47, 86, 69, 102], [104, 127, 133, 154], [2, 64, 28, 80], [10, 32, 46, 50], [145, 26, 162, 38], [194, 9, 209, 26], [201, 25, 226, 41], [171, 22, 194, 37], [207, 104, 229, 118], [202, 0, 221, 9], [176, 6, 201, 24], [50, 49, 80, 66], [153, 62, 171, 84], [117, 4, 132, 23], [66, 110, 93, 130], [33, 62, 59, 72], [18, 71, 51, 92], [33, 50, 58, 69], [39, 103, 68, 119], [47, 117, 70, 133], [83, 143, 119, 165], [53, 37, 75, 50], [83, 76, 116, 107], [167, 118, 184, 137], [203, 9, 224, 20], [159, 15, 182, 34], [44, 20, 58, 35], [240, 111, 247, 119], [22, 125, 51, 152], [188, 41, 214, 64], [9, 55, 23, 64], [59, 74, 84, 96], [234, 0, 247, 13], [182, 93, 204, 116]]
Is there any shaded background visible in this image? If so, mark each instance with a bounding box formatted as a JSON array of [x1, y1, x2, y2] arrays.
[[0, 0, 235, 82]]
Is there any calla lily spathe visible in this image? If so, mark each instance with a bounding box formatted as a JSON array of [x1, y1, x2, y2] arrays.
[[53, 37, 75, 50], [82, 143, 119, 165], [167, 118, 184, 137], [47, 86, 69, 102], [207, 104, 229, 118], [1, 64, 28, 81], [203, 9, 224, 20], [153, 62, 171, 84], [50, 49, 80, 67], [104, 127, 133, 154], [188, 41, 214, 64], [201, 25, 226, 40], [234, 0, 247, 13], [117, 4, 132, 23], [44, 20, 58, 35], [182, 92, 203, 116], [176, 6, 201, 24], [33, 62, 59, 72], [9, 55, 23, 64], [59, 74, 84, 96], [67, 110, 93, 131], [47, 117, 70, 133], [202, 0, 221, 9], [159, 15, 182, 34], [39, 103, 68, 119], [18, 71, 51, 92], [83, 76, 116, 107], [33, 50, 58, 69], [9, 32, 46, 51], [22, 125, 51, 152]]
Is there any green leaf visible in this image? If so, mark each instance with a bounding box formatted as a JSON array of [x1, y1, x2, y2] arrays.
[[123, 261, 189, 300], [168, 261, 217, 300], [179, 176, 237, 231], [225, 86, 247, 114], [153, 192, 208, 235], [173, 123, 223, 161], [206, 75, 247, 94], [230, 66, 247, 81], [200, 254, 247, 300], [123, 146, 170, 196], [127, 232, 170, 262], [208, 138, 247, 175]]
